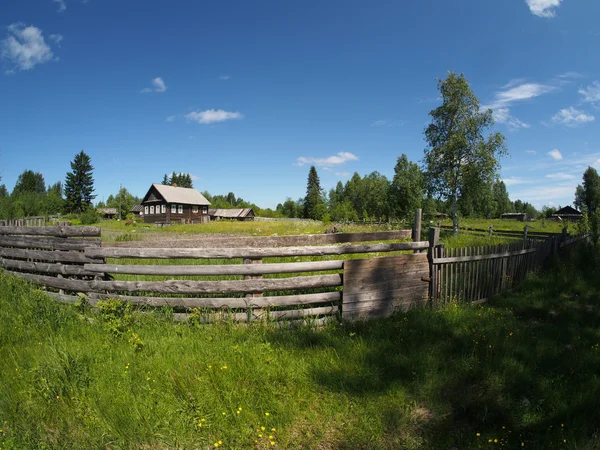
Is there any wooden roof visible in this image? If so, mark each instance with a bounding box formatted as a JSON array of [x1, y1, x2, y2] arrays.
[[209, 208, 254, 218], [142, 184, 211, 206], [553, 206, 582, 216], [130, 204, 143, 213], [97, 208, 117, 214]]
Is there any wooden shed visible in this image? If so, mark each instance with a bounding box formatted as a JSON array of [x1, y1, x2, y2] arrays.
[[97, 208, 117, 220], [552, 205, 583, 222], [130, 204, 143, 217], [141, 184, 211, 224], [501, 212, 528, 222], [209, 208, 255, 221]]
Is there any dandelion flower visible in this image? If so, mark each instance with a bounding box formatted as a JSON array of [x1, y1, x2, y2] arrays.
[[271, 428, 276, 432], [271, 442, 275, 446], [494, 439, 498, 443], [258, 434, 263, 438], [261, 426, 265, 431], [476, 433, 481, 436], [265, 412, 270, 416]]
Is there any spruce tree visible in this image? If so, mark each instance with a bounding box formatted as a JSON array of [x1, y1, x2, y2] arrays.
[[64, 150, 96, 213], [304, 166, 324, 219], [161, 174, 170, 185]]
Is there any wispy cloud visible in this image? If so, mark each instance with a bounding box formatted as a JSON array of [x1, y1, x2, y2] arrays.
[[1, 23, 55, 72], [502, 177, 534, 186], [549, 149, 563, 161], [546, 172, 575, 180], [579, 81, 600, 106], [335, 172, 350, 177], [526, 150, 537, 155], [166, 115, 176, 122], [492, 108, 531, 130], [370, 119, 408, 127], [141, 77, 167, 93], [296, 152, 359, 167], [48, 34, 63, 46], [53, 0, 66, 12], [551, 107, 595, 127], [185, 109, 243, 125], [219, 75, 231, 80], [525, 0, 562, 18]]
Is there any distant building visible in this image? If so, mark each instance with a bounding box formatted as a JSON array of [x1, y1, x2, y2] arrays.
[[552, 206, 583, 222], [501, 212, 528, 222], [435, 212, 449, 220], [209, 208, 255, 221], [97, 208, 117, 220], [141, 184, 211, 224]]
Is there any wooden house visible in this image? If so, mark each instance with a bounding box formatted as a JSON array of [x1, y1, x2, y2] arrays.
[[141, 184, 211, 224], [209, 208, 255, 221], [97, 208, 117, 220], [552, 205, 583, 222]]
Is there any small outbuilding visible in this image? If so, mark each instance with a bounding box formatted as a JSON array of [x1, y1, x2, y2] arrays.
[[501, 212, 528, 222], [97, 208, 117, 220], [209, 208, 255, 221], [130, 204, 143, 217], [141, 184, 211, 224], [552, 205, 583, 222]]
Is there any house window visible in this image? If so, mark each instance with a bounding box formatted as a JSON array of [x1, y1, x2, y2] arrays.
[[150, 206, 155, 214], [203, 206, 208, 214], [178, 205, 183, 214], [144, 206, 149, 215], [161, 204, 166, 214], [192, 206, 198, 214], [171, 204, 176, 213]]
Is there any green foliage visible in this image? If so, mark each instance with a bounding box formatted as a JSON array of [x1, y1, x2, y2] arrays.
[[424, 71, 507, 230], [103, 186, 140, 220], [13, 170, 46, 195], [303, 166, 325, 220], [389, 154, 424, 220], [163, 172, 193, 188], [580, 166, 600, 244], [79, 208, 99, 225], [96, 298, 133, 335], [64, 150, 96, 213]]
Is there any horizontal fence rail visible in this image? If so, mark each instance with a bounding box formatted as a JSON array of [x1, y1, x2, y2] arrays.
[[0, 219, 587, 324]]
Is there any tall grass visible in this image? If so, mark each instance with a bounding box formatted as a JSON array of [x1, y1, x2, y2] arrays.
[[1, 245, 599, 448]]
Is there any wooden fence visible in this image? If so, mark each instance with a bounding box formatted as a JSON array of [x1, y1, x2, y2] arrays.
[[0, 222, 587, 323], [0, 215, 64, 227]]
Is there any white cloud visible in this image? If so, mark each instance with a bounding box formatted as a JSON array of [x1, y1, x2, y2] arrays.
[[48, 34, 63, 46], [296, 152, 359, 167], [141, 77, 167, 93], [190, 174, 200, 181], [166, 115, 176, 122], [545, 172, 575, 180], [526, 150, 537, 155], [54, 0, 66, 12], [1, 23, 55, 72], [492, 108, 531, 130], [485, 82, 556, 110], [512, 183, 575, 204], [335, 172, 350, 177], [551, 107, 595, 127], [219, 75, 231, 80], [370, 119, 408, 127], [549, 149, 563, 160], [525, 0, 561, 18], [502, 177, 534, 186], [185, 109, 243, 125], [579, 81, 600, 105], [371, 120, 388, 126]]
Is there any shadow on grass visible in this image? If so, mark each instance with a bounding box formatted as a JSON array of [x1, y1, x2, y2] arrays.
[[266, 246, 600, 449]]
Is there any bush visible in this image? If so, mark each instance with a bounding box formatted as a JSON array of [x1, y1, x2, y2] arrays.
[[80, 208, 100, 225]]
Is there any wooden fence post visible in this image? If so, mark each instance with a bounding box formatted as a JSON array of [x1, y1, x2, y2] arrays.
[[523, 225, 528, 242], [489, 225, 493, 237], [428, 227, 440, 304], [561, 226, 568, 244], [412, 208, 422, 252]]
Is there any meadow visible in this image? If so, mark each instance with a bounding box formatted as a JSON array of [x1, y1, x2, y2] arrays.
[[0, 244, 598, 449]]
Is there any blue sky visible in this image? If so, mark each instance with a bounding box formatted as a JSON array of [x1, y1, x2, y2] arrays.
[[1, 0, 599, 210]]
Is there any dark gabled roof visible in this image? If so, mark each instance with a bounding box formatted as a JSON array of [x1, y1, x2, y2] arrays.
[[130, 204, 143, 213], [553, 205, 582, 216], [97, 208, 117, 214]]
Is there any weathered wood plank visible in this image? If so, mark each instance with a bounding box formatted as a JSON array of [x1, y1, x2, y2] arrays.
[[84, 260, 344, 276], [0, 236, 101, 251], [0, 226, 101, 237], [433, 247, 536, 264], [7, 271, 342, 294], [87, 291, 342, 309], [44, 291, 83, 304], [0, 247, 102, 263], [1, 258, 98, 276], [87, 242, 430, 259], [103, 230, 413, 248]]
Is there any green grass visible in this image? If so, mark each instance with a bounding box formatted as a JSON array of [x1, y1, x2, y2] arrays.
[[436, 217, 567, 234], [1, 245, 600, 449]]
